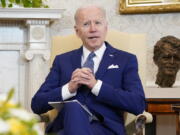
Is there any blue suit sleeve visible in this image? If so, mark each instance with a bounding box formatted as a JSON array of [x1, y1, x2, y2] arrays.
[[31, 56, 64, 114]]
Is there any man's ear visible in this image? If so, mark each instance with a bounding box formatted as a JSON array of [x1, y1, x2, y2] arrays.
[[74, 25, 80, 37]]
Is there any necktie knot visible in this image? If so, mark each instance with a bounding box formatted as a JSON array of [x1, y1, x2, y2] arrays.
[[88, 52, 96, 60], [83, 52, 96, 72]]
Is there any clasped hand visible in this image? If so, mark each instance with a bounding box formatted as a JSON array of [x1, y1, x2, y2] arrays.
[[68, 68, 97, 93]]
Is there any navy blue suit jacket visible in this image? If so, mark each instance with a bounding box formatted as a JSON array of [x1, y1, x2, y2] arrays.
[[31, 42, 145, 135]]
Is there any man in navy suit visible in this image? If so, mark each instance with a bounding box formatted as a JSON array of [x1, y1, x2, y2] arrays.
[[31, 5, 145, 135]]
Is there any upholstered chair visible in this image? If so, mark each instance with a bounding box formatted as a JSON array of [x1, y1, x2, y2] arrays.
[[40, 29, 153, 135]]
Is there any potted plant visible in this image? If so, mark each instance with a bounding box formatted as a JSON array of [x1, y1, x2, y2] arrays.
[[0, 88, 43, 135], [0, 0, 48, 8]]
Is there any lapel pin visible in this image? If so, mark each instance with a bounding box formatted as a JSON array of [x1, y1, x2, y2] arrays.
[[109, 54, 114, 57]]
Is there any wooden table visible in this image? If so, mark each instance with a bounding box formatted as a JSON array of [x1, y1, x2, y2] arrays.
[[146, 98, 180, 135], [172, 104, 180, 135]]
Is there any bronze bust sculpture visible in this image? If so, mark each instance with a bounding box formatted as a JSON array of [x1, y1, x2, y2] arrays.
[[153, 36, 180, 87]]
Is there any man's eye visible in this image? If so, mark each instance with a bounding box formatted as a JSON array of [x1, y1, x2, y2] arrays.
[[83, 23, 89, 26], [95, 21, 101, 25]]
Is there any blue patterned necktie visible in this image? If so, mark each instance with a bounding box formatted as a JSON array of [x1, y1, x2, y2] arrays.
[[83, 52, 96, 73], [81, 52, 99, 121]]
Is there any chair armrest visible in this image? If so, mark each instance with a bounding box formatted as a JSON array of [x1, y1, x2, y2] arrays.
[[125, 111, 153, 135], [40, 113, 50, 123], [39, 109, 58, 123], [135, 111, 153, 135], [135, 111, 153, 124]]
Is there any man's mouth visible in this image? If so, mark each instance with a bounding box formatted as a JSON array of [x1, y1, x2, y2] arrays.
[[88, 36, 99, 39]]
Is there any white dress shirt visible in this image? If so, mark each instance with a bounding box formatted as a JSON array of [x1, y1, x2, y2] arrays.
[[61, 43, 106, 100]]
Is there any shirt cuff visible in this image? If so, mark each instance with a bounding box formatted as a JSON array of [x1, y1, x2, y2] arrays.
[[61, 83, 77, 100], [91, 80, 102, 96]]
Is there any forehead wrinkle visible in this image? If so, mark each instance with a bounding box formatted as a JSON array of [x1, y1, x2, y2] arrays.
[[74, 5, 107, 25]]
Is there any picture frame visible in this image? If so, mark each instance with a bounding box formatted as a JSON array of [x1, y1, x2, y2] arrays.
[[120, 0, 180, 14]]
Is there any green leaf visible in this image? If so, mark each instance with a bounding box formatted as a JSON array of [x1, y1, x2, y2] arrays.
[[43, 5, 49, 8], [1, 0, 6, 7], [32, 0, 42, 7], [22, 0, 32, 7], [8, 3, 13, 7], [15, 0, 20, 4], [9, 0, 15, 3], [5, 88, 15, 102]]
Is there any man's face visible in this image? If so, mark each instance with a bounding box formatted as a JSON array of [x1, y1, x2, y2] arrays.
[[157, 43, 180, 75], [74, 7, 108, 51]]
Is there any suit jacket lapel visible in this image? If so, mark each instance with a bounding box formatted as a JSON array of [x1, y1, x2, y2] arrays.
[[70, 43, 117, 79], [71, 46, 83, 70], [95, 42, 117, 79]]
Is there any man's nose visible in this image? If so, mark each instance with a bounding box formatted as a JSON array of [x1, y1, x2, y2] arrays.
[[89, 23, 97, 32]]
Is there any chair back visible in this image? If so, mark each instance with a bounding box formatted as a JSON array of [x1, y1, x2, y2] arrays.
[[51, 29, 146, 87]]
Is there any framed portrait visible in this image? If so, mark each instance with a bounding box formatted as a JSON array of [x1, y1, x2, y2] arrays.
[[120, 0, 180, 14]]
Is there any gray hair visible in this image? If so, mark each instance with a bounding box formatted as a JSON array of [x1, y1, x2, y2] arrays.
[[74, 5, 107, 25]]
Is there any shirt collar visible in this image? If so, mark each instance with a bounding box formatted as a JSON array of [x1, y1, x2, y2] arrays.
[[82, 42, 106, 59]]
